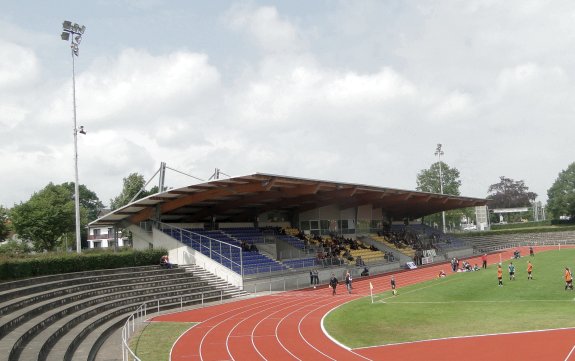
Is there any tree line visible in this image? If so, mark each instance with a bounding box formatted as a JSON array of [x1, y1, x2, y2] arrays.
[[415, 161, 575, 230], [1, 162, 575, 252], [0, 173, 154, 252]]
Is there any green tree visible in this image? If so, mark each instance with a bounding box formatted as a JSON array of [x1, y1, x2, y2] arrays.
[[417, 162, 462, 196], [416, 162, 468, 231], [487, 176, 537, 209], [547, 162, 575, 219], [61, 182, 104, 222], [110, 173, 158, 210], [11, 183, 75, 251], [0, 206, 11, 241]]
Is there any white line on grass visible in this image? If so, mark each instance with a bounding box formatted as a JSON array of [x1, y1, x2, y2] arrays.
[[353, 326, 575, 351], [384, 299, 574, 304]]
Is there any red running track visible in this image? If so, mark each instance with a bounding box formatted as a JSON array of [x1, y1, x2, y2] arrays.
[[153, 246, 575, 361]]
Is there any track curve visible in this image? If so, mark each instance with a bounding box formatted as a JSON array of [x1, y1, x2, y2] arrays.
[[154, 246, 575, 361]]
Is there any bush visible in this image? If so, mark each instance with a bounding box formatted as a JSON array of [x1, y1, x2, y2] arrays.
[[551, 219, 575, 225], [0, 248, 166, 281]]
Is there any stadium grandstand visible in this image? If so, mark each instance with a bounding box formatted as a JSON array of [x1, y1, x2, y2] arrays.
[[89, 173, 488, 287]]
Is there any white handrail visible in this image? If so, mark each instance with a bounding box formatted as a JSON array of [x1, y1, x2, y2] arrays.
[[121, 290, 224, 360]]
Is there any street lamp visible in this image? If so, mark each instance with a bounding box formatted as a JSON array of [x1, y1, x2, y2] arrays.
[[434, 144, 447, 233], [61, 20, 86, 253]]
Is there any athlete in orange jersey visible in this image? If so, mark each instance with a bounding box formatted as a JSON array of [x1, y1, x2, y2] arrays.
[[565, 267, 573, 290], [497, 265, 503, 286], [527, 261, 533, 280]]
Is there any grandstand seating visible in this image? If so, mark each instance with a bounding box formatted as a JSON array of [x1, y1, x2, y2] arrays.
[[162, 227, 289, 275], [370, 234, 416, 258], [348, 248, 386, 264], [0, 265, 245, 361]]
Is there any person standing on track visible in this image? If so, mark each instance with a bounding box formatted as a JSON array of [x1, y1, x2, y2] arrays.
[[345, 271, 352, 294], [391, 275, 397, 295], [329, 273, 338, 295], [482, 254, 488, 269], [497, 264, 503, 286], [310, 270, 314, 286], [527, 261, 533, 280]]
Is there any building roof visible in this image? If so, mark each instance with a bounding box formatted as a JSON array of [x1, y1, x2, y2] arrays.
[[89, 173, 487, 227]]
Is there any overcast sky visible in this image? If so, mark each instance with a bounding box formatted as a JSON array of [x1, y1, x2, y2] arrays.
[[1, 0, 573, 208]]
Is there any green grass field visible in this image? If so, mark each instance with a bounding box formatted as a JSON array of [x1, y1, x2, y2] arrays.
[[324, 248, 575, 348], [130, 322, 194, 361]]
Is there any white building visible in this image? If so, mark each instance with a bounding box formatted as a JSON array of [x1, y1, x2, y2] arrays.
[[87, 226, 126, 248]]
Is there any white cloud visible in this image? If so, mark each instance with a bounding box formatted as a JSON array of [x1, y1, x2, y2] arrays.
[[430, 91, 474, 122], [0, 40, 39, 90], [79, 49, 221, 124], [226, 4, 305, 54], [3, 1, 575, 208]]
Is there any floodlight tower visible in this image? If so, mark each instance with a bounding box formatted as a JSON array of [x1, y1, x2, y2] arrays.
[[61, 21, 86, 253], [435, 144, 447, 233]]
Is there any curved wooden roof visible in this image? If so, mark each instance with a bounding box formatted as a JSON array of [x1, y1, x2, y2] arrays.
[[89, 173, 487, 227]]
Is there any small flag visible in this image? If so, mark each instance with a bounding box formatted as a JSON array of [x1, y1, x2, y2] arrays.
[[370, 282, 374, 290], [369, 282, 374, 304]]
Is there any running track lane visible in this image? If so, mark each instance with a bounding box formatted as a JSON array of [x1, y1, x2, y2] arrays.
[[155, 246, 575, 361]]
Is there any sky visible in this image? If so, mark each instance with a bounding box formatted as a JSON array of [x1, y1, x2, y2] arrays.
[[1, 0, 574, 208]]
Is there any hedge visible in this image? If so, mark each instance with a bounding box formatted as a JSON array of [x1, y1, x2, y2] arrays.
[[490, 220, 552, 230], [0, 248, 166, 281]]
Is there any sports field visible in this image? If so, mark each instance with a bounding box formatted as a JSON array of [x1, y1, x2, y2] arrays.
[[140, 246, 575, 361], [325, 248, 575, 348]]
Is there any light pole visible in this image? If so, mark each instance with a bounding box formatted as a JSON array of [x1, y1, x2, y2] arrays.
[[61, 21, 86, 253], [435, 144, 447, 233]]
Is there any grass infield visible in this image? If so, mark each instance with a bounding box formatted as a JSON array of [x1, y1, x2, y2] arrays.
[[324, 248, 575, 348], [130, 321, 194, 361]]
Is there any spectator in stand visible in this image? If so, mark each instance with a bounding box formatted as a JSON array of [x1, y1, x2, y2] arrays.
[[160, 255, 172, 269], [361, 267, 369, 277]]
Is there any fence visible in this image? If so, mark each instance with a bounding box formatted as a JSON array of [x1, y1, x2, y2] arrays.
[[155, 221, 244, 274]]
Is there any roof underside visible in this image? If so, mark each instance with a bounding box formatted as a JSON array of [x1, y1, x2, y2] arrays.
[[90, 173, 487, 227]]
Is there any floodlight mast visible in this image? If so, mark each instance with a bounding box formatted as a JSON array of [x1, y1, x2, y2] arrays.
[[61, 21, 86, 253], [434, 144, 447, 233]]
